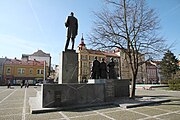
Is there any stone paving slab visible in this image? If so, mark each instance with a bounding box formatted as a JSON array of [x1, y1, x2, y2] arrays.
[[133, 107, 168, 116], [62, 109, 95, 118], [104, 110, 147, 120], [88, 105, 120, 113], [70, 114, 111, 120], [0, 108, 22, 116], [0, 103, 23, 108], [0, 114, 22, 120], [25, 112, 64, 120], [115, 97, 171, 108], [30, 100, 113, 114], [30, 96, 171, 114], [158, 113, 180, 120], [0, 86, 180, 120], [153, 103, 180, 112]]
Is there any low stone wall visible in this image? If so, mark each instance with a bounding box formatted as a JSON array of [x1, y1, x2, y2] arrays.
[[42, 84, 105, 108]]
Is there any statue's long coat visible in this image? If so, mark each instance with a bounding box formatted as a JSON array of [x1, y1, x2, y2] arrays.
[[65, 16, 78, 38], [100, 62, 107, 79]]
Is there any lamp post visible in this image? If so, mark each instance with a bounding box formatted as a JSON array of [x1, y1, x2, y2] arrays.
[[43, 61, 46, 84]]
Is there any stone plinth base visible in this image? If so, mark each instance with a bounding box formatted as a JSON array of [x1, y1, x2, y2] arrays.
[[29, 79, 129, 113], [42, 84, 105, 108], [88, 79, 130, 100], [59, 50, 78, 84]]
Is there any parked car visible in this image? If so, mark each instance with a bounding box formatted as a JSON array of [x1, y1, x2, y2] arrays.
[[35, 82, 42, 86]]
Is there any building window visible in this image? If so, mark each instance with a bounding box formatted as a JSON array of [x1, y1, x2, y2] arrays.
[[37, 70, 40, 74], [18, 68, 25, 74], [89, 56, 94, 61], [83, 62, 88, 68], [22, 69, 25, 74], [81, 55, 87, 60], [6, 67, 11, 74], [83, 69, 88, 75], [37, 69, 43, 74], [29, 69, 33, 74], [18, 69, 21, 74]]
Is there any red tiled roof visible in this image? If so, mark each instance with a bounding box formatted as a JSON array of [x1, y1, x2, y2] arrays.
[[146, 60, 161, 66], [86, 49, 120, 57], [4, 58, 44, 66], [178, 61, 180, 66], [87, 49, 104, 55], [103, 52, 119, 57]]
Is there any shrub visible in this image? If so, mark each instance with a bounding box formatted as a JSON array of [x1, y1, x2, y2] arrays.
[[161, 79, 169, 84], [168, 79, 180, 90]]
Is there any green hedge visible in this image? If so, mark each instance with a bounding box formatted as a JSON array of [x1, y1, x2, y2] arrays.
[[168, 79, 180, 90]]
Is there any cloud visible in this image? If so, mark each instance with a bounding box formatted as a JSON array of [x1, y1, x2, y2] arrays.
[[27, 0, 44, 37], [0, 34, 47, 51]]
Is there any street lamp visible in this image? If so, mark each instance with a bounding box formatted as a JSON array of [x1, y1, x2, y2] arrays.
[[43, 61, 46, 84]]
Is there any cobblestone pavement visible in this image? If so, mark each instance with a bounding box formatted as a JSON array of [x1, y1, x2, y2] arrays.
[[0, 86, 179, 120]]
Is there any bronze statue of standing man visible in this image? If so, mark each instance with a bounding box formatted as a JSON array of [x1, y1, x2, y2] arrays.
[[107, 58, 117, 79], [91, 56, 100, 79], [65, 12, 78, 51]]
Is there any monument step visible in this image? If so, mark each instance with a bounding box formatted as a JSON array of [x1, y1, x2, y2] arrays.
[[30, 101, 113, 114], [114, 97, 171, 108]]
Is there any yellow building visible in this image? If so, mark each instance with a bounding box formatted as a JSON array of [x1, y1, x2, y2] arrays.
[[77, 37, 121, 83], [77, 36, 146, 83], [114, 48, 146, 83], [3, 58, 48, 84]]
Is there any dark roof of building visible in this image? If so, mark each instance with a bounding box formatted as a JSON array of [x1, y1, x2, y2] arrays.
[[30, 50, 51, 57], [0, 58, 6, 64], [22, 54, 29, 57]]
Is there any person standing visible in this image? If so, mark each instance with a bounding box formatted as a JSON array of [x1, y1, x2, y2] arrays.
[[21, 80, 25, 88], [7, 80, 11, 88], [65, 12, 78, 50], [25, 80, 29, 88]]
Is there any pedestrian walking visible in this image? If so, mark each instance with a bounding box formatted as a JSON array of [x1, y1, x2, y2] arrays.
[[7, 80, 11, 88], [25, 80, 29, 88], [21, 80, 25, 88]]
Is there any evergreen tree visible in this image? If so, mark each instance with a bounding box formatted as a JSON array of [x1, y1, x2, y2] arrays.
[[160, 50, 178, 80]]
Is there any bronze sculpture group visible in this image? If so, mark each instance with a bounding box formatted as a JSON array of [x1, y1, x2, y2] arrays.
[[91, 57, 117, 79]]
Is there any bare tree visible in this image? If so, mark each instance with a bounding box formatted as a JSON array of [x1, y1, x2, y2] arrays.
[[88, 0, 167, 98]]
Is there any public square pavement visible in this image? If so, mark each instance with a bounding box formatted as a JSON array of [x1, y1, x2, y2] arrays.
[[0, 86, 179, 120]]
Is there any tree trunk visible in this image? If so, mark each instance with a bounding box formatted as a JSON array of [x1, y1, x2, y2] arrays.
[[130, 74, 136, 98]]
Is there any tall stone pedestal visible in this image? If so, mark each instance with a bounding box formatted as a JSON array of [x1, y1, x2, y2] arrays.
[[59, 50, 78, 84]]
